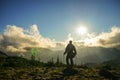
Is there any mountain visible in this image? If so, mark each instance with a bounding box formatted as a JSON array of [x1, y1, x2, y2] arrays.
[[2, 46, 120, 64], [75, 47, 120, 64], [0, 50, 8, 57], [31, 47, 120, 64], [102, 57, 120, 69]]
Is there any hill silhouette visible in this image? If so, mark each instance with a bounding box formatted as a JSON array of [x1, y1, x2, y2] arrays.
[[4, 46, 120, 65], [0, 50, 8, 57]]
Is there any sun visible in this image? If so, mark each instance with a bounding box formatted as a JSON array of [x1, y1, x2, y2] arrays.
[[77, 26, 87, 35]]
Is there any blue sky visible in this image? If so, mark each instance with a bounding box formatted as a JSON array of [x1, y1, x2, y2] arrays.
[[0, 0, 120, 41]]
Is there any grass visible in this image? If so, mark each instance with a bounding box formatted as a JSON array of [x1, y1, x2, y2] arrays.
[[0, 56, 120, 80], [1, 67, 120, 80]]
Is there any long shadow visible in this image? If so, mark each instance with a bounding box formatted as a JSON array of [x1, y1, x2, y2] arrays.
[[62, 67, 78, 76]]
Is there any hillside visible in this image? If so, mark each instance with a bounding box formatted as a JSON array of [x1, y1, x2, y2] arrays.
[[0, 55, 120, 80], [0, 51, 8, 57], [102, 57, 120, 69]]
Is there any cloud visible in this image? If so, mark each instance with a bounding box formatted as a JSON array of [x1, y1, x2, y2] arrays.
[[0, 35, 3, 43], [0, 24, 56, 53], [67, 33, 73, 41], [83, 26, 120, 47], [0, 24, 120, 54]]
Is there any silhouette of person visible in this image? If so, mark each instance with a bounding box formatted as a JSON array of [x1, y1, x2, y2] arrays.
[[64, 40, 77, 68]]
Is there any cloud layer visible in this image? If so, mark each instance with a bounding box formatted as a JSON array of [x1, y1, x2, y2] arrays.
[[83, 27, 120, 47], [0, 24, 56, 53], [0, 24, 120, 53]]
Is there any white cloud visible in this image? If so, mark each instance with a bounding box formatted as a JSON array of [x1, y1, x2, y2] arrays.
[[0, 24, 56, 53], [0, 35, 3, 43], [67, 33, 73, 41], [83, 26, 120, 47], [0, 25, 120, 54]]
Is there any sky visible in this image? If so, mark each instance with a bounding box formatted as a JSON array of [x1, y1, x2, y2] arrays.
[[0, 0, 120, 57], [0, 0, 120, 41]]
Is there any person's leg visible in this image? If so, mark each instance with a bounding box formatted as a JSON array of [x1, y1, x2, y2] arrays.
[[70, 58, 73, 67], [66, 56, 69, 66]]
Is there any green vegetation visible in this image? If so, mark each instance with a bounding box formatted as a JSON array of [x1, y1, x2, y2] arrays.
[[0, 55, 120, 80]]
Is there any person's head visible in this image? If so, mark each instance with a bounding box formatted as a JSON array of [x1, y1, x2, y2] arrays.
[[69, 40, 72, 44]]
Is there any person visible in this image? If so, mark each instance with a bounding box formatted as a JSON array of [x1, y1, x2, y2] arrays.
[[64, 40, 77, 68]]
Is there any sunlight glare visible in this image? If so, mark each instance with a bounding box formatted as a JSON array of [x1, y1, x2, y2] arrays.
[[77, 26, 87, 35]]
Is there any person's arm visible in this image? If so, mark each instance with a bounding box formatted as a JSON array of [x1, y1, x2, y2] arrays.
[[64, 45, 68, 55], [73, 46, 77, 55]]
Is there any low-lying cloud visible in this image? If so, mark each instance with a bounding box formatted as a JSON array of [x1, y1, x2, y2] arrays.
[[0, 24, 120, 53], [83, 27, 120, 47], [0, 24, 56, 53]]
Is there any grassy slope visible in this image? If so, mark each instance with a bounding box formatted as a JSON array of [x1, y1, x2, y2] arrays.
[[0, 56, 120, 80]]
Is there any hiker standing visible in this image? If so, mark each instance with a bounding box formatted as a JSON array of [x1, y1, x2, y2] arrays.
[[64, 40, 77, 68]]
